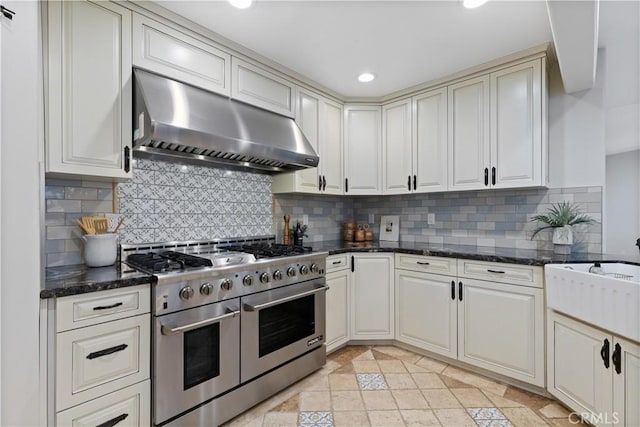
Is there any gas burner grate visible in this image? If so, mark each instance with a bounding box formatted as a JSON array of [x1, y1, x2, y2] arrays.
[[159, 251, 213, 268], [225, 243, 313, 259], [127, 253, 182, 273]]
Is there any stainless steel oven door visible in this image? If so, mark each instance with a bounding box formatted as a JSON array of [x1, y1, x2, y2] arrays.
[[154, 297, 240, 425], [240, 278, 327, 382]]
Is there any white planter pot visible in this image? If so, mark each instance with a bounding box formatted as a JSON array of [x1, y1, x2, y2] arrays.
[[552, 226, 573, 254]]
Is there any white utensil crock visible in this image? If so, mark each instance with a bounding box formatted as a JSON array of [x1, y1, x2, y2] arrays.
[[82, 234, 118, 267]]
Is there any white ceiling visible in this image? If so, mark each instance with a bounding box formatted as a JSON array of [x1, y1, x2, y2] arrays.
[[155, 0, 554, 98]]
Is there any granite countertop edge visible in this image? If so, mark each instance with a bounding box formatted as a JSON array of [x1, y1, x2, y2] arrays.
[[41, 264, 153, 299]]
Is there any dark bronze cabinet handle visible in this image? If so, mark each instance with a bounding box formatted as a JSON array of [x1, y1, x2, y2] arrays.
[[97, 413, 129, 427], [322, 176, 327, 191], [124, 146, 131, 173], [351, 256, 354, 272], [319, 176, 322, 191], [451, 281, 455, 300], [487, 269, 505, 274], [413, 175, 417, 191], [601, 339, 610, 369], [93, 302, 123, 311], [86, 344, 128, 360], [1, 5, 16, 20], [416, 261, 430, 265], [484, 168, 489, 186], [458, 282, 463, 301], [332, 261, 341, 265], [345, 178, 348, 193], [407, 175, 411, 191], [491, 167, 496, 185], [612, 343, 622, 374]]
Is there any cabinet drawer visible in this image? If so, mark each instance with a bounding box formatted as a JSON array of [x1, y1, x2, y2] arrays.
[[133, 14, 231, 96], [56, 380, 150, 427], [395, 254, 457, 276], [56, 315, 150, 411], [457, 259, 543, 288], [56, 285, 150, 332], [326, 254, 349, 272]]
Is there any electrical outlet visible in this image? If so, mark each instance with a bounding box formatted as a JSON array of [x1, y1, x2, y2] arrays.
[[427, 213, 435, 225], [302, 214, 309, 225], [368, 213, 374, 224]]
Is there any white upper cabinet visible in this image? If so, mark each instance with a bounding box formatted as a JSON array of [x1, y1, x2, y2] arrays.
[[132, 14, 231, 96], [491, 59, 544, 188], [344, 105, 382, 195], [383, 99, 413, 194], [448, 58, 547, 191], [448, 75, 491, 191], [231, 57, 296, 117], [413, 88, 448, 192], [46, 0, 132, 179], [272, 89, 343, 194]]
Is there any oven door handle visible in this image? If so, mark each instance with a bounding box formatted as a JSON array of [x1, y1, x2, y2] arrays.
[[243, 285, 329, 312], [160, 308, 239, 336]]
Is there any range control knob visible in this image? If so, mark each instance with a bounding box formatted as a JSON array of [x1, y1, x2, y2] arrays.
[[310, 263, 319, 273], [273, 270, 283, 281], [220, 278, 233, 291], [286, 267, 296, 277], [259, 273, 270, 284], [179, 286, 194, 300], [243, 275, 254, 287], [299, 265, 309, 275], [200, 283, 214, 295]]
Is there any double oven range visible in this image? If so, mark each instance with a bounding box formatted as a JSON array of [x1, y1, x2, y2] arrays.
[[123, 239, 328, 426]]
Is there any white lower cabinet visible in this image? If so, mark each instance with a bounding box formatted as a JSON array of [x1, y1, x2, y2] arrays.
[[395, 255, 544, 387], [326, 266, 350, 352], [395, 270, 457, 359], [548, 310, 640, 426], [458, 278, 544, 386], [351, 254, 394, 339], [56, 380, 150, 427]]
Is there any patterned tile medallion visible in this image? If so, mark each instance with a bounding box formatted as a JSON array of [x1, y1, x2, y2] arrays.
[[356, 373, 389, 390], [298, 411, 334, 427]]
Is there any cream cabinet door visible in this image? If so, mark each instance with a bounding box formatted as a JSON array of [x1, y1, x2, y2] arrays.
[[447, 75, 490, 191], [351, 254, 394, 339], [458, 278, 544, 386], [132, 14, 231, 96], [613, 337, 640, 427], [383, 99, 413, 194], [395, 270, 457, 359], [231, 57, 296, 117], [413, 88, 448, 193], [321, 99, 344, 194], [47, 0, 132, 179], [344, 105, 382, 195], [490, 60, 543, 188], [326, 268, 350, 352], [547, 311, 613, 425], [294, 88, 322, 193]]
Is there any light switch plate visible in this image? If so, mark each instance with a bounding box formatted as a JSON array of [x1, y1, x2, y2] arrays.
[[368, 213, 374, 224], [427, 213, 435, 225], [302, 214, 309, 225]]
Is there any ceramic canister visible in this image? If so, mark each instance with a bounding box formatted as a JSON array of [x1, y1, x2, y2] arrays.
[[82, 233, 118, 267]]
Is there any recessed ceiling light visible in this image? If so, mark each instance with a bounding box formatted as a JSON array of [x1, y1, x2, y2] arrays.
[[463, 0, 488, 8], [228, 0, 252, 9], [358, 73, 376, 83]]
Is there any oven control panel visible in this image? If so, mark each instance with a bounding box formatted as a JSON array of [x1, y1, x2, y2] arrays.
[[154, 253, 327, 315]]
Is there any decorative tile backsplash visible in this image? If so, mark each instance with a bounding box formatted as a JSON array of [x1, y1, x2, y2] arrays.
[[117, 159, 272, 244]]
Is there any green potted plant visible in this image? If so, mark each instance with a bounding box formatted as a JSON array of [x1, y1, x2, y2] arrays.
[[530, 202, 595, 253]]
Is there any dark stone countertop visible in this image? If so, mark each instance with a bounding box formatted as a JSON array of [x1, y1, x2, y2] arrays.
[[306, 240, 640, 267], [41, 263, 153, 299]]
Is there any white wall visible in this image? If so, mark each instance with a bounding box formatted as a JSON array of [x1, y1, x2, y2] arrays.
[[606, 151, 640, 257], [0, 1, 43, 425]]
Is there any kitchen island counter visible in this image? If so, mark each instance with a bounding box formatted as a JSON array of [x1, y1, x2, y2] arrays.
[[41, 263, 153, 299], [308, 240, 640, 267]]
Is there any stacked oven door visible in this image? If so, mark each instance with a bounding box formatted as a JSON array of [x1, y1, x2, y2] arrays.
[[240, 278, 327, 382], [154, 297, 240, 425]]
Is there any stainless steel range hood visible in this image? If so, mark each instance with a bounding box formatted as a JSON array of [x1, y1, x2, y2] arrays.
[[132, 69, 319, 174]]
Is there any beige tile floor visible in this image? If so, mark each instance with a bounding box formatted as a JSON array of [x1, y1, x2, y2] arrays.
[[223, 345, 585, 427]]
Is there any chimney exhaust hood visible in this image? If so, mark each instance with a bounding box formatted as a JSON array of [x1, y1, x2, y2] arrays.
[[132, 69, 319, 174]]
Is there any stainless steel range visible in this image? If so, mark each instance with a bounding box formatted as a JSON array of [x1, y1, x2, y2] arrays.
[[122, 238, 328, 427]]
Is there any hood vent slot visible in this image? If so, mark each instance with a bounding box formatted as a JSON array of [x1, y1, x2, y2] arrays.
[[133, 69, 318, 174]]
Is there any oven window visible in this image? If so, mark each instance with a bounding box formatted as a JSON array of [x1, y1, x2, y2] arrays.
[[183, 324, 220, 390], [258, 294, 315, 357]]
